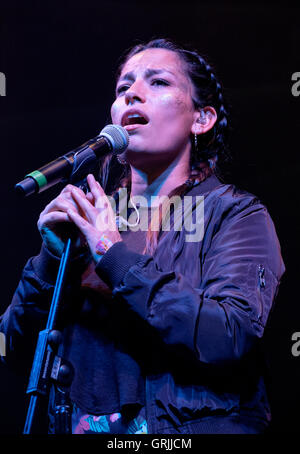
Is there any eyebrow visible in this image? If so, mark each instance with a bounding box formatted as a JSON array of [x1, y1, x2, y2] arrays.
[[118, 68, 176, 83]]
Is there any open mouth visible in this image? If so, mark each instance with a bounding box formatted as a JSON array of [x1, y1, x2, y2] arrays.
[[121, 110, 149, 128]]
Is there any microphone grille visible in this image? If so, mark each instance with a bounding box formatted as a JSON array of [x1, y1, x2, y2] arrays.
[[100, 124, 129, 154]]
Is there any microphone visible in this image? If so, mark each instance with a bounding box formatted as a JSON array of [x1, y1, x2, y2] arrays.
[[15, 124, 129, 197]]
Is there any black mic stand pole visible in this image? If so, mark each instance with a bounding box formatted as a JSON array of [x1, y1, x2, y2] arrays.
[[23, 237, 74, 434]]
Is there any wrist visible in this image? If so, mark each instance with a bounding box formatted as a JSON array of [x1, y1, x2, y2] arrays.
[[95, 241, 149, 290], [92, 235, 122, 264]]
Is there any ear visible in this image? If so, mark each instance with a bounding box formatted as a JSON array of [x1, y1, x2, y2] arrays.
[[191, 106, 217, 135]]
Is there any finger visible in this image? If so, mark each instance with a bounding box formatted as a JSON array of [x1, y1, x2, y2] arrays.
[[87, 176, 117, 230], [87, 174, 106, 203], [87, 175, 114, 216], [71, 187, 100, 225], [86, 192, 95, 205], [87, 174, 104, 192], [61, 185, 88, 214], [61, 184, 74, 193], [38, 211, 71, 229], [60, 189, 78, 203], [67, 209, 91, 235], [41, 188, 81, 217], [72, 185, 86, 198], [42, 197, 81, 216]]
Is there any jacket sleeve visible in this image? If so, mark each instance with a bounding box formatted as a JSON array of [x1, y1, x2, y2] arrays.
[[0, 245, 87, 372], [95, 198, 285, 366]]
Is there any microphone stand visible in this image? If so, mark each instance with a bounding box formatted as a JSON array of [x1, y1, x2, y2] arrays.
[[20, 155, 98, 434], [23, 238, 74, 434]]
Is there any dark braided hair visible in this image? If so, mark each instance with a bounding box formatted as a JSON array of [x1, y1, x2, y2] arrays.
[[100, 38, 231, 254], [182, 50, 230, 172]]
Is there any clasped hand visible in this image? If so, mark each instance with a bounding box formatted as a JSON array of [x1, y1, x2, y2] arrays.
[[37, 174, 122, 263]]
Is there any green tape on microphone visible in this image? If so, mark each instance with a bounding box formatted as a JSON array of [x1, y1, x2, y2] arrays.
[[25, 170, 48, 190]]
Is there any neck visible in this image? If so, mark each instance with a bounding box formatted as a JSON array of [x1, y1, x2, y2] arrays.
[[130, 151, 190, 203]]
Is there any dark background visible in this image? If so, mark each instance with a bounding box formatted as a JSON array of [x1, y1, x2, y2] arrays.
[[0, 0, 299, 434]]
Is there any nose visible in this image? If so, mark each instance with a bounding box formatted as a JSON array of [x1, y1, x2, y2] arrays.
[[125, 80, 146, 105]]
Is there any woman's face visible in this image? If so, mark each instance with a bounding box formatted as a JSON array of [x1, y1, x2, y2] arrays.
[[111, 48, 198, 168]]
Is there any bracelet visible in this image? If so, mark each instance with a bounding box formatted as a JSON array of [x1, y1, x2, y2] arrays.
[[95, 234, 114, 256]]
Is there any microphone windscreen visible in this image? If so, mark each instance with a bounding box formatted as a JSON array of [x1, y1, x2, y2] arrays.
[[99, 124, 129, 154]]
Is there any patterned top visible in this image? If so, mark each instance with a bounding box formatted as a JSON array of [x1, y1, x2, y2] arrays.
[[72, 404, 147, 434]]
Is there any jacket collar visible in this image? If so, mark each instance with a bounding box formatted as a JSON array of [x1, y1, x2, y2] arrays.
[[187, 174, 224, 196]]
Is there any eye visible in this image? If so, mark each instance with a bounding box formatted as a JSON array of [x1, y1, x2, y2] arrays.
[[116, 78, 169, 96], [116, 84, 130, 96], [151, 79, 169, 87]]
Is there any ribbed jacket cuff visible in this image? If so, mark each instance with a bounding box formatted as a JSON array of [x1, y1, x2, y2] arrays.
[[95, 241, 147, 289], [32, 243, 88, 285]]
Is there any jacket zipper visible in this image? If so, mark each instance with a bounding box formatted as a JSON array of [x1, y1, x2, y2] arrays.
[[257, 264, 265, 322]]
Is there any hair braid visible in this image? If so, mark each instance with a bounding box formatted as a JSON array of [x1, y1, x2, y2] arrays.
[[181, 49, 230, 174]]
